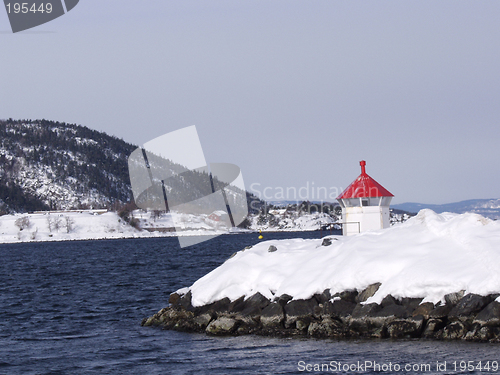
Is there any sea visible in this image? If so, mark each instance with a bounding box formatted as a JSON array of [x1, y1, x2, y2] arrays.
[[1, 232, 499, 375]]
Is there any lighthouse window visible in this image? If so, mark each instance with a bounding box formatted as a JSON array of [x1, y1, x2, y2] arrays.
[[361, 199, 369, 206]]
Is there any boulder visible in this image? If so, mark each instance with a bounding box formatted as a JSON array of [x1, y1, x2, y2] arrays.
[[373, 304, 409, 319], [206, 316, 238, 335], [179, 291, 194, 311], [349, 304, 385, 334], [284, 298, 319, 329], [444, 291, 465, 306], [308, 317, 347, 338], [313, 289, 332, 305], [276, 294, 293, 307], [230, 292, 270, 317], [449, 294, 491, 320], [412, 302, 435, 319], [268, 245, 278, 252], [323, 299, 356, 318], [351, 303, 381, 319], [338, 290, 358, 304], [473, 301, 500, 327], [401, 297, 424, 312], [168, 292, 181, 305], [464, 326, 498, 342], [142, 306, 195, 329], [422, 318, 446, 338], [193, 313, 214, 330], [387, 316, 425, 338], [260, 303, 284, 328], [321, 238, 335, 246], [196, 297, 231, 315], [442, 321, 468, 340], [380, 294, 398, 307], [429, 304, 452, 319], [357, 283, 381, 303]]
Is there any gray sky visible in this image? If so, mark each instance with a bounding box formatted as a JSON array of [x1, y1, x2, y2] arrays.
[[1, 1, 500, 204]]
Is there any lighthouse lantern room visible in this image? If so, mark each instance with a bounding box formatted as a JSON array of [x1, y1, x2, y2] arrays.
[[337, 160, 394, 236]]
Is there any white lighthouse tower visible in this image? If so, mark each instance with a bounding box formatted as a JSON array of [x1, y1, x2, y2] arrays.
[[337, 160, 394, 236]]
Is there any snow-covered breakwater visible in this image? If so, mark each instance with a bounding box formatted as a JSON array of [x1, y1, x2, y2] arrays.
[[143, 210, 500, 341]]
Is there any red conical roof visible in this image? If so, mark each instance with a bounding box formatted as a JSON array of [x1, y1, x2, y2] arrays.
[[337, 160, 394, 199]]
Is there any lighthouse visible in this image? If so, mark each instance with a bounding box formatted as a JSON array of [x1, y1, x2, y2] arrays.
[[337, 161, 394, 236]]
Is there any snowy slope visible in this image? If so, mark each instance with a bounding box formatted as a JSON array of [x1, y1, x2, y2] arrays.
[[181, 209, 500, 307], [0, 210, 250, 243]]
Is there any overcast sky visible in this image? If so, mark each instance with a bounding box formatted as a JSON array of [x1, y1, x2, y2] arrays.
[[1, 1, 499, 204]]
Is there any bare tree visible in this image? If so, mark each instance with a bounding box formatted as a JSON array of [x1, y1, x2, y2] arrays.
[[46, 215, 63, 233], [64, 216, 75, 233], [15, 216, 31, 231]]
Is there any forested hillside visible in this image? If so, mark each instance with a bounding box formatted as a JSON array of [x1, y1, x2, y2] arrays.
[[0, 119, 264, 214]]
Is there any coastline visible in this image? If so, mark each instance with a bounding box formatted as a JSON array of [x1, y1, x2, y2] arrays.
[[143, 286, 500, 342], [142, 210, 500, 343]]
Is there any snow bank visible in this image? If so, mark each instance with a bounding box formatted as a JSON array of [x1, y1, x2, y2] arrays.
[[185, 209, 500, 307]]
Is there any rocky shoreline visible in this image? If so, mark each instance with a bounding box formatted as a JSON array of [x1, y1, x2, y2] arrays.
[[142, 283, 500, 342]]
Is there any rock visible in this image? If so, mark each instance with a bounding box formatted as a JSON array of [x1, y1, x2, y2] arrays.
[[412, 302, 435, 319], [268, 245, 277, 252], [276, 294, 293, 307], [464, 325, 497, 342], [144, 289, 500, 341], [442, 321, 468, 340], [308, 317, 346, 338], [260, 303, 284, 328], [387, 316, 425, 338], [357, 283, 381, 303], [284, 299, 319, 329], [235, 315, 259, 335], [351, 303, 381, 319], [142, 306, 195, 329], [179, 291, 194, 311], [193, 313, 214, 330], [313, 289, 332, 305], [228, 292, 270, 317], [323, 299, 356, 318], [169, 292, 181, 305], [349, 304, 385, 334], [373, 304, 409, 319], [227, 296, 246, 312], [321, 238, 332, 246], [473, 301, 500, 327], [449, 294, 491, 320], [477, 326, 496, 341], [197, 297, 231, 314], [338, 290, 358, 304], [401, 297, 424, 312], [444, 291, 465, 306], [206, 316, 238, 335], [429, 304, 452, 319], [380, 295, 398, 307], [422, 318, 446, 338]]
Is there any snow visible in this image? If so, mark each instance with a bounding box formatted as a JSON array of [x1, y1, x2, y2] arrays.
[[0, 210, 249, 243], [183, 209, 500, 307]]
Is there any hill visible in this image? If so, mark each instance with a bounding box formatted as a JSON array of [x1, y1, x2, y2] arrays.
[[0, 119, 264, 215], [392, 199, 500, 219]]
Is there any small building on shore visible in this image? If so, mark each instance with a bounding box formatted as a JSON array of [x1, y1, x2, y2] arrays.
[[337, 160, 393, 236]]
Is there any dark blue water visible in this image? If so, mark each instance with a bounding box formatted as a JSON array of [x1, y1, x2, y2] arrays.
[[1, 232, 499, 374]]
